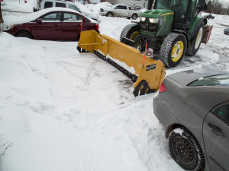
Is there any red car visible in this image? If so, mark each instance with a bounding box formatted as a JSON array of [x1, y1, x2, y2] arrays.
[[4, 8, 99, 41]]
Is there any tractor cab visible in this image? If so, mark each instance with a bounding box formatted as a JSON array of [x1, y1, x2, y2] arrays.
[[153, 0, 207, 29], [155, 0, 193, 29]]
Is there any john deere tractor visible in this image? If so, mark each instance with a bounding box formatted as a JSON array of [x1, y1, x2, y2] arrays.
[[120, 0, 212, 67]]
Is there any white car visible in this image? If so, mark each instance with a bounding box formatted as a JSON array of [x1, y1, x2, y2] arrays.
[[100, 4, 142, 20], [40, 0, 99, 21]]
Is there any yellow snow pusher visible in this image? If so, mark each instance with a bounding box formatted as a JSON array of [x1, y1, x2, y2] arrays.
[[77, 30, 165, 97]]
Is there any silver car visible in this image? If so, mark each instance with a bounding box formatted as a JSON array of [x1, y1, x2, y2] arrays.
[[153, 68, 229, 171]]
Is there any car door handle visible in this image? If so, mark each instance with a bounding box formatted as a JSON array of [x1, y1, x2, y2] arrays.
[[55, 24, 61, 27], [208, 123, 225, 138]]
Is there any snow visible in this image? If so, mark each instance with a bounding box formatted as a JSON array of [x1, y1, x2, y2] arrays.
[[86, 2, 112, 14], [1, 0, 38, 13], [1, 3, 229, 171]]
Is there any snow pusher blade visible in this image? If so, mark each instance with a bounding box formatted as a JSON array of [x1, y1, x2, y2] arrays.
[[77, 30, 165, 96]]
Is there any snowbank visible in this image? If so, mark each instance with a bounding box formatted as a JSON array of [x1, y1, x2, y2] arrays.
[[1, 0, 38, 12], [86, 2, 112, 14]]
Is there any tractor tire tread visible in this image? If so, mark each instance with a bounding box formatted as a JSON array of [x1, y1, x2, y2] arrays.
[[160, 33, 186, 68], [120, 23, 139, 42]]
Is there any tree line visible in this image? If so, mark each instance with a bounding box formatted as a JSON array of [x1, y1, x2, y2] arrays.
[[206, 0, 229, 15]]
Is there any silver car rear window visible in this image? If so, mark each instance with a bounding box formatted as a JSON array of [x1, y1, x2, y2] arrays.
[[188, 74, 229, 87]]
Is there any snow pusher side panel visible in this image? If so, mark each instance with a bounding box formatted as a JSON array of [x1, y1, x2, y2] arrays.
[[77, 30, 165, 96]]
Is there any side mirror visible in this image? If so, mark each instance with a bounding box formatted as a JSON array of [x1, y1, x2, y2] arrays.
[[36, 18, 42, 24]]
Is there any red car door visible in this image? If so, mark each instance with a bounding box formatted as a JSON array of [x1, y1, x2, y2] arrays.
[[32, 12, 62, 40], [61, 12, 83, 41]]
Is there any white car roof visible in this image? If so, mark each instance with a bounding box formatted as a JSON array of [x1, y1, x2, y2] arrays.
[[4, 7, 96, 25]]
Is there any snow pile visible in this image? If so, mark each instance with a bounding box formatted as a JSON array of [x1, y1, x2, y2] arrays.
[[1, 0, 38, 12], [75, 1, 94, 13], [86, 2, 112, 14], [0, 31, 183, 171], [99, 16, 131, 40]]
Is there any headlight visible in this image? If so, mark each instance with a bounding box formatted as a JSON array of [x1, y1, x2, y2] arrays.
[[3, 24, 14, 31], [140, 17, 146, 22], [149, 18, 159, 23]]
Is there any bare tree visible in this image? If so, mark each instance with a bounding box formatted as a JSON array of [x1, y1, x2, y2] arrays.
[[206, 0, 229, 15], [0, 1, 4, 32]]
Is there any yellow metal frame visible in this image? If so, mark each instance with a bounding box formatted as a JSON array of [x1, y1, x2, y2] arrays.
[[78, 30, 165, 96]]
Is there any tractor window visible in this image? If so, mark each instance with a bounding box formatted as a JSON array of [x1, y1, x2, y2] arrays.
[[190, 0, 198, 18], [155, 0, 189, 23], [169, 0, 189, 23], [155, 0, 170, 9]]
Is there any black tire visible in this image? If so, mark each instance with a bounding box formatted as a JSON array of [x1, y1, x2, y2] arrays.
[[186, 22, 204, 56], [16, 31, 33, 39], [76, 34, 80, 41], [106, 12, 113, 17], [131, 14, 138, 20], [169, 128, 205, 171], [160, 33, 187, 68], [120, 23, 140, 45]]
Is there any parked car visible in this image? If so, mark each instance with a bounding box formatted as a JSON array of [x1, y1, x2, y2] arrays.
[[100, 4, 142, 20], [40, 0, 99, 21], [3, 8, 99, 41], [224, 27, 229, 35], [205, 14, 215, 19], [153, 67, 229, 171]]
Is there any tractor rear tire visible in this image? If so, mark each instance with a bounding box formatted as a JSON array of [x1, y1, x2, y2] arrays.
[[160, 33, 187, 68], [120, 23, 140, 46], [186, 23, 204, 56]]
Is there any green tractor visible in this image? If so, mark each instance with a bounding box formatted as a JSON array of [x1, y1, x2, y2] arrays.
[[120, 0, 213, 67]]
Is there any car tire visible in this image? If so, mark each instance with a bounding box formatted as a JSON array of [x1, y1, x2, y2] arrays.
[[186, 22, 204, 56], [160, 33, 187, 68], [106, 12, 113, 17], [169, 128, 205, 171], [131, 14, 138, 20], [76, 34, 80, 41], [16, 31, 33, 39]]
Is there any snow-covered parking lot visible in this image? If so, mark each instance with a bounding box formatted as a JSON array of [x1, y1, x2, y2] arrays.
[[0, 7, 229, 171]]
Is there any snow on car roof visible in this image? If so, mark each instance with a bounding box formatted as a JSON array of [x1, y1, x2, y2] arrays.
[[4, 7, 95, 25], [74, 2, 93, 14]]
